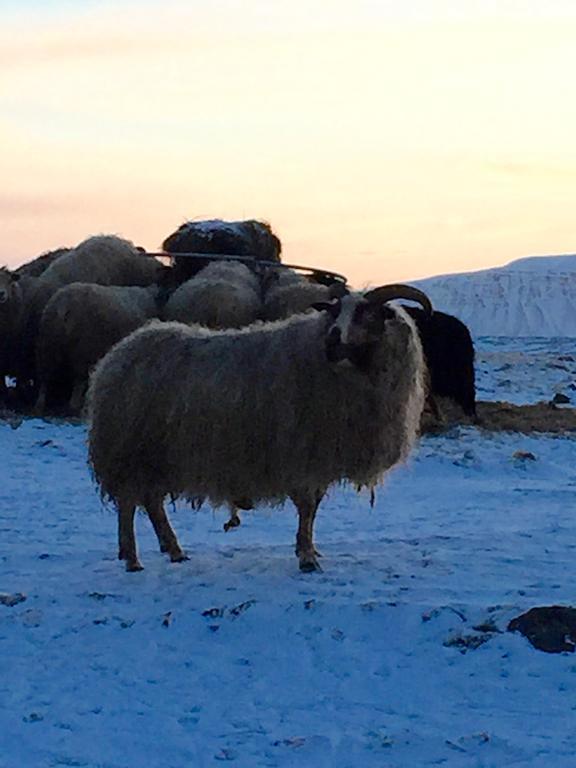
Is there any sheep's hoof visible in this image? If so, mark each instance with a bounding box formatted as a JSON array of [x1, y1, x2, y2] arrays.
[[295, 545, 322, 558], [125, 560, 144, 572], [299, 556, 322, 573], [169, 551, 188, 563], [223, 517, 241, 532]]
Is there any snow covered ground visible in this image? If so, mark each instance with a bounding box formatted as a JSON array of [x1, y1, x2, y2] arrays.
[[1, 344, 576, 767], [476, 336, 576, 405]]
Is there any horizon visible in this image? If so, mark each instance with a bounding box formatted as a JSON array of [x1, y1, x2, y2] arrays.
[[3, 1, 576, 287]]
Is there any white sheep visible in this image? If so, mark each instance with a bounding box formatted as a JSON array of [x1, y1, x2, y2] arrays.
[[87, 284, 431, 572], [35, 283, 161, 415], [162, 260, 262, 329]]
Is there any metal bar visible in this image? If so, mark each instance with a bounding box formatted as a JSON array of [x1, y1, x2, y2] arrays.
[[144, 252, 348, 285]]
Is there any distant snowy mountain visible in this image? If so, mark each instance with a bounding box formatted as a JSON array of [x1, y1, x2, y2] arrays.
[[413, 254, 576, 337]]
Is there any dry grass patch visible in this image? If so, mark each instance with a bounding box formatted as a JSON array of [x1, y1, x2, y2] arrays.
[[423, 400, 576, 435]]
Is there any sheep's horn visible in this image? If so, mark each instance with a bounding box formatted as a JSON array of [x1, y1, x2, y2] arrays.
[[364, 284, 432, 314]]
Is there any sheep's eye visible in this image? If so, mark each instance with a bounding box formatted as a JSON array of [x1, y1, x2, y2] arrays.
[[356, 303, 382, 329]]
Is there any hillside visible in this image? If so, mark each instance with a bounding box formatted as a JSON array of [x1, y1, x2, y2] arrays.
[[414, 254, 576, 337]]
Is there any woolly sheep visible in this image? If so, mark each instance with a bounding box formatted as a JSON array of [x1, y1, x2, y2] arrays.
[[262, 268, 334, 321], [87, 283, 431, 573], [162, 260, 262, 329], [35, 283, 161, 415], [15, 247, 72, 278], [29, 235, 161, 318], [7, 235, 163, 402]]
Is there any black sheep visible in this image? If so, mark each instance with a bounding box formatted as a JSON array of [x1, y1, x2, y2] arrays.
[[404, 307, 476, 418]]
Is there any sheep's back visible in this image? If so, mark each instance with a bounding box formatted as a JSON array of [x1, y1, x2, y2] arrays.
[[263, 281, 330, 321], [40, 236, 160, 290], [163, 279, 261, 329]]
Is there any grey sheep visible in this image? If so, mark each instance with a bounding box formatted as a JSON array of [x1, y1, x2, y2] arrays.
[[15, 247, 71, 278], [87, 283, 431, 573], [162, 260, 262, 329], [35, 283, 161, 415], [0, 235, 162, 403], [262, 268, 334, 321], [28, 234, 161, 320]]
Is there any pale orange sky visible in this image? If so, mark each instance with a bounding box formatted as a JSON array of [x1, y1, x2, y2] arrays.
[[3, 0, 576, 287]]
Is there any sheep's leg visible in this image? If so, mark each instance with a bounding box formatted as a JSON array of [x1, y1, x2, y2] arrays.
[[145, 499, 188, 563], [292, 490, 324, 573], [223, 496, 255, 531], [118, 500, 143, 572], [427, 393, 442, 421], [33, 387, 47, 416], [223, 506, 241, 532], [69, 380, 86, 415]]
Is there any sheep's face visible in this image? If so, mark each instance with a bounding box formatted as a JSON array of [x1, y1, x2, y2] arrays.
[[0, 268, 19, 305], [318, 284, 432, 374], [322, 295, 399, 372]]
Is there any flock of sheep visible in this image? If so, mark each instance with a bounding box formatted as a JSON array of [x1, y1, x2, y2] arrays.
[[1, 218, 477, 572]]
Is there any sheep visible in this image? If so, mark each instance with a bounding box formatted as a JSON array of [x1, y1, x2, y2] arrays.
[[162, 260, 262, 329], [0, 267, 31, 405], [30, 235, 160, 308], [161, 219, 282, 289], [35, 283, 161, 415], [262, 268, 339, 321], [14, 247, 71, 278], [403, 307, 476, 420], [87, 283, 431, 573], [0, 246, 73, 394], [8, 235, 163, 404]]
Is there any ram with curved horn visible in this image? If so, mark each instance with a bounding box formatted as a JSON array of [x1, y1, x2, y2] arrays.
[[87, 283, 430, 572]]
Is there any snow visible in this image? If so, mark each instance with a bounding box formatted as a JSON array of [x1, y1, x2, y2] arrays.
[[2, 345, 576, 766], [414, 254, 576, 338], [178, 219, 253, 240], [476, 336, 576, 405]]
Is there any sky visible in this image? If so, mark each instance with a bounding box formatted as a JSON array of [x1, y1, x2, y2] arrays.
[[2, 0, 576, 287]]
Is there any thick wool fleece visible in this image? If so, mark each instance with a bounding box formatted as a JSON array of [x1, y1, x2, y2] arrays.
[[87, 306, 425, 509]]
